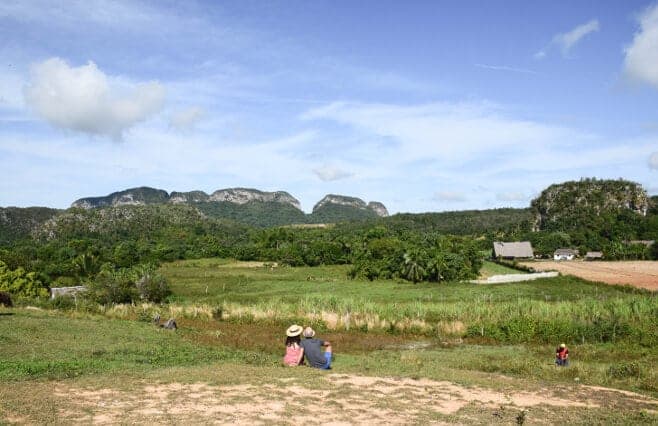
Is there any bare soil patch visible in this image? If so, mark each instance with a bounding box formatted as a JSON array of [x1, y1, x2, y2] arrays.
[[519, 261, 658, 291], [31, 374, 656, 425]]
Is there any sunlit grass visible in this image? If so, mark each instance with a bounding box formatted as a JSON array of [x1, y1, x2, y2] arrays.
[[157, 259, 657, 344], [479, 260, 523, 277], [1, 258, 656, 400]]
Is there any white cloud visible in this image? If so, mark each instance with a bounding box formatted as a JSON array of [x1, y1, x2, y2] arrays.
[[624, 4, 658, 88], [496, 192, 527, 202], [302, 100, 658, 211], [24, 57, 165, 138], [649, 152, 658, 169], [313, 165, 353, 181], [169, 107, 205, 131], [434, 191, 467, 202], [303, 101, 571, 163], [0, 128, 319, 206], [0, 0, 176, 34], [475, 64, 539, 75], [555, 19, 600, 53], [535, 19, 599, 58]]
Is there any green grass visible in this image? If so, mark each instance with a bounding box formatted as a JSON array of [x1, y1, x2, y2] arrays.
[[0, 307, 656, 396], [157, 259, 657, 346], [0, 308, 267, 381], [1, 257, 656, 425], [162, 258, 647, 305], [479, 260, 523, 277]]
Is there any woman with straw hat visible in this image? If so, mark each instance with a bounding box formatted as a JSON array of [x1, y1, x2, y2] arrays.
[[283, 324, 304, 366]]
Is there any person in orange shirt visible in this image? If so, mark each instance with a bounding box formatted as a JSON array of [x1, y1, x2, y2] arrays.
[[555, 343, 569, 366]]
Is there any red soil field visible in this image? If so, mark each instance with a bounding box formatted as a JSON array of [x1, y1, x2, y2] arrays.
[[519, 261, 658, 291]]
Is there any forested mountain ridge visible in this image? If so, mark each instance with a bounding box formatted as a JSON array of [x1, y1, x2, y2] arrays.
[[311, 194, 389, 222], [1, 178, 658, 290], [66, 186, 389, 227], [382, 208, 534, 236], [71, 186, 303, 211], [36, 204, 209, 241], [71, 186, 388, 217], [2, 178, 656, 246], [531, 178, 650, 232], [0, 207, 60, 244]]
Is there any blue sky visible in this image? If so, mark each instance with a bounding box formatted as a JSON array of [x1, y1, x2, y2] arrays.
[[1, 0, 658, 213]]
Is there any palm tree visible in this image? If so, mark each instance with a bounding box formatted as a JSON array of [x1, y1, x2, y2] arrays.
[[73, 253, 100, 280], [403, 250, 426, 283]]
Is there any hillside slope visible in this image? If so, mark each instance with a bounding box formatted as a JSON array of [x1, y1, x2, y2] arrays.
[[0, 207, 60, 244], [531, 178, 650, 231]]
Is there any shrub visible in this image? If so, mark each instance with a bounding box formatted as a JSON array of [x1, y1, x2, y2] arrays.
[[86, 268, 137, 305], [85, 264, 171, 305], [607, 362, 641, 379], [0, 261, 49, 298], [0, 291, 13, 307], [49, 295, 77, 310], [135, 266, 171, 303]]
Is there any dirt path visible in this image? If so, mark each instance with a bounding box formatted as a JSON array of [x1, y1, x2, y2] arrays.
[[8, 374, 654, 425], [520, 261, 658, 291]]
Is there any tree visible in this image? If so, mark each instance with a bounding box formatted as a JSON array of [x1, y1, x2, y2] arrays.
[[0, 261, 49, 298], [73, 253, 101, 281], [402, 249, 426, 283], [134, 265, 171, 303]]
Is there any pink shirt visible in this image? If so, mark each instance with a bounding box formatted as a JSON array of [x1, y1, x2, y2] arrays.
[[283, 345, 303, 366]]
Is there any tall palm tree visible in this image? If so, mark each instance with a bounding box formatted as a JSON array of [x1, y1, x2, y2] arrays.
[[403, 250, 426, 283]]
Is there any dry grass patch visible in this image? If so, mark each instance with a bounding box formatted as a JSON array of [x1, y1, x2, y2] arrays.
[[3, 367, 656, 425]]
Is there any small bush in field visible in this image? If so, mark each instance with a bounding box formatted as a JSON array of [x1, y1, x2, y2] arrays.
[[607, 362, 640, 379], [86, 268, 137, 305], [135, 265, 171, 303], [49, 295, 77, 310], [0, 291, 13, 307], [85, 264, 170, 305]]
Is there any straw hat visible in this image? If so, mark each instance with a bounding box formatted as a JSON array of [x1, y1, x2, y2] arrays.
[[303, 326, 315, 338], [560, 343, 566, 348], [286, 324, 303, 337]]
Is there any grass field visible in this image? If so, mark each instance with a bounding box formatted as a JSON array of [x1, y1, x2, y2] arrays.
[[1, 259, 657, 424]]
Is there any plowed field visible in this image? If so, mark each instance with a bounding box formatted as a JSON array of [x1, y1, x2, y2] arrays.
[[519, 261, 658, 291]]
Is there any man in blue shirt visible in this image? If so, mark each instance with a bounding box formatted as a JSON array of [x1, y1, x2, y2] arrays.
[[299, 327, 332, 369]]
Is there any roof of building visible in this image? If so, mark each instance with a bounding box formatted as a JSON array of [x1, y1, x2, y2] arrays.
[[554, 248, 577, 256], [493, 241, 534, 258], [585, 251, 603, 258]]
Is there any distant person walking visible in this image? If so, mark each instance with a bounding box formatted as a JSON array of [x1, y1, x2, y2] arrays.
[[299, 326, 332, 369], [555, 343, 569, 366], [283, 324, 304, 366]]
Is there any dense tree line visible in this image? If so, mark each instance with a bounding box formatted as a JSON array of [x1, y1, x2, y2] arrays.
[[1, 179, 658, 300], [346, 227, 481, 282]]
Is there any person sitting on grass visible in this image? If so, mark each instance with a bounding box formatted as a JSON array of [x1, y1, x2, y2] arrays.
[[555, 343, 569, 366], [283, 324, 304, 366], [299, 326, 332, 370]]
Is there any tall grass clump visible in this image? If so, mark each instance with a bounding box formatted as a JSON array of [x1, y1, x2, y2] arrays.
[[101, 291, 653, 346]]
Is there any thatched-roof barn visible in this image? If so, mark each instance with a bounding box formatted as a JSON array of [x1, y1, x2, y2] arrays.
[[493, 241, 534, 259]]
